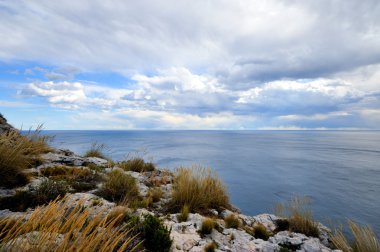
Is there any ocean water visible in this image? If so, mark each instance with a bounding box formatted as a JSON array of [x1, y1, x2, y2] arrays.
[[45, 130, 380, 233]]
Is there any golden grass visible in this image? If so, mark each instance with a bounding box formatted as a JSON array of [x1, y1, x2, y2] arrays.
[[84, 142, 107, 159], [118, 158, 155, 172], [200, 218, 215, 235], [204, 241, 218, 252], [0, 198, 140, 251], [177, 204, 190, 222], [0, 127, 51, 188], [170, 166, 230, 212], [148, 187, 163, 203], [224, 214, 240, 229], [98, 169, 140, 203], [274, 196, 320, 237], [331, 220, 380, 252]]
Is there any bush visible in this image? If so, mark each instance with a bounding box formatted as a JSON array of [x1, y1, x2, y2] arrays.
[[98, 169, 140, 203], [177, 204, 190, 222], [142, 214, 172, 252], [224, 214, 240, 229], [84, 142, 107, 159], [275, 196, 320, 237], [275, 219, 290, 232], [204, 241, 218, 252], [331, 220, 379, 252], [200, 218, 215, 235], [253, 223, 271, 240], [34, 179, 69, 204], [118, 158, 155, 172], [170, 166, 230, 213], [0, 128, 50, 188], [0, 190, 36, 211], [0, 198, 139, 251]]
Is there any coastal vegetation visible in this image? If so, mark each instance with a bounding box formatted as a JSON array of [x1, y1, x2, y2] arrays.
[[199, 218, 215, 235], [118, 157, 156, 172], [224, 214, 240, 229], [0, 127, 50, 188], [84, 142, 107, 159], [170, 166, 230, 213]]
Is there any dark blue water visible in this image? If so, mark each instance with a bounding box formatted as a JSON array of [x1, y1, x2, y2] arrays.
[[45, 130, 380, 234]]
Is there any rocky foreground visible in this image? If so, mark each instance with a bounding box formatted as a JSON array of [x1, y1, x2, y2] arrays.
[[0, 147, 342, 252]]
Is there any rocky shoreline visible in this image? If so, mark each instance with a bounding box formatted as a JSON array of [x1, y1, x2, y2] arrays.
[[0, 147, 341, 252]]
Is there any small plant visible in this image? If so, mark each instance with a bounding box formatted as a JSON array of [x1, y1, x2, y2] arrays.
[[204, 241, 218, 252], [118, 158, 155, 172], [200, 218, 215, 235], [142, 214, 172, 252], [253, 223, 271, 240], [84, 142, 107, 159], [224, 214, 240, 229], [148, 187, 163, 203], [275, 218, 290, 232], [177, 204, 190, 222], [106, 206, 131, 227], [331, 220, 379, 252], [0, 127, 51, 188], [275, 196, 320, 237], [34, 179, 69, 204], [97, 169, 140, 203], [170, 166, 230, 213]]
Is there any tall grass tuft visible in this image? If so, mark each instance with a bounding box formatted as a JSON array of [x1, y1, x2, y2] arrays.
[[118, 158, 155, 172], [170, 166, 230, 212], [0, 198, 140, 251], [331, 220, 379, 252], [84, 142, 107, 159], [97, 169, 140, 203], [0, 127, 51, 188], [274, 196, 320, 237]]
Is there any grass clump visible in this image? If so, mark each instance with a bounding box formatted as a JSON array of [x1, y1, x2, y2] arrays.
[[0, 198, 140, 251], [141, 214, 172, 252], [148, 187, 163, 203], [331, 220, 379, 252], [106, 206, 132, 227], [84, 142, 107, 159], [224, 214, 240, 229], [118, 158, 155, 172], [204, 241, 218, 252], [253, 223, 271, 240], [97, 169, 140, 203], [200, 218, 215, 235], [170, 166, 230, 213], [0, 127, 51, 188], [275, 196, 320, 237], [275, 218, 290, 232], [177, 204, 190, 222]]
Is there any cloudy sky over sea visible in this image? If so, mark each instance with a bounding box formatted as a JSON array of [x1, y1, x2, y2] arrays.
[[1, 0, 380, 129]]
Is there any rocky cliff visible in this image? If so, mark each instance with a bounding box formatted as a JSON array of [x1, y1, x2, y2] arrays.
[[0, 113, 15, 133]]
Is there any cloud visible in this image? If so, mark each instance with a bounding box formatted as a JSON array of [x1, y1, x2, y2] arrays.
[[0, 0, 379, 84]]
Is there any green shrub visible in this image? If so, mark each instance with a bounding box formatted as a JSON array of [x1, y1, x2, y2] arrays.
[[224, 214, 240, 229], [0, 128, 50, 188], [84, 142, 107, 159], [331, 220, 380, 252], [253, 223, 271, 240], [0, 190, 36, 211], [98, 169, 140, 203], [204, 241, 218, 252], [177, 204, 190, 222], [170, 166, 230, 213], [142, 214, 172, 252], [118, 158, 155, 172], [200, 218, 215, 235], [34, 179, 69, 204]]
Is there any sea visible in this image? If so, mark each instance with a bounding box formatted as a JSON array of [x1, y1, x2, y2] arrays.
[[44, 130, 380, 234]]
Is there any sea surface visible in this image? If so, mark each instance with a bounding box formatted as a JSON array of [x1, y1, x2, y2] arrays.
[[45, 130, 380, 233]]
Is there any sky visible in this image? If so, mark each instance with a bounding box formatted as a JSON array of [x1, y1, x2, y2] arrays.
[[1, 0, 380, 130]]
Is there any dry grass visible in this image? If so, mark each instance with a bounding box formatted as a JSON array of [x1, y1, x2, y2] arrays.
[[97, 169, 140, 203], [84, 142, 107, 159], [0, 198, 140, 251], [177, 204, 190, 222], [331, 220, 379, 252], [274, 196, 320, 237], [0, 127, 51, 188], [148, 187, 163, 203], [118, 158, 155, 172], [253, 223, 271, 240], [224, 214, 240, 229], [200, 218, 215, 235], [170, 166, 230, 212], [204, 241, 218, 252]]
